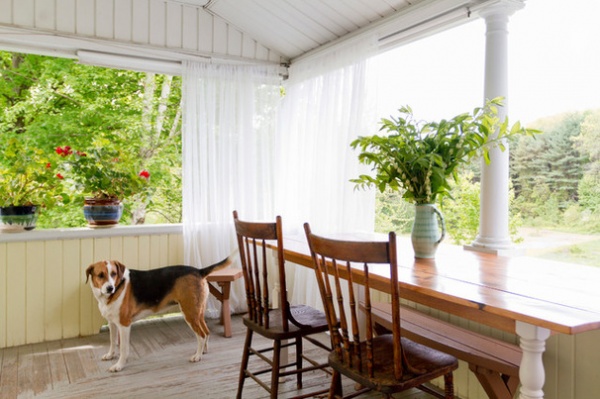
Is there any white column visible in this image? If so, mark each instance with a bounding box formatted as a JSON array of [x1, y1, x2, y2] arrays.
[[516, 321, 551, 399], [471, 0, 524, 253]]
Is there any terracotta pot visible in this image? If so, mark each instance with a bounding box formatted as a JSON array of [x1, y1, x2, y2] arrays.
[[83, 198, 123, 227]]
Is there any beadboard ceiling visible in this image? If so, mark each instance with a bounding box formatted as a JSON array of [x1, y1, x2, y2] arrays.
[[170, 0, 499, 62], [197, 0, 419, 60], [0, 0, 502, 69]]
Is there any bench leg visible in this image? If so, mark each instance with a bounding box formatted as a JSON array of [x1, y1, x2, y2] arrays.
[[469, 364, 519, 399], [218, 281, 233, 338], [208, 281, 233, 338]]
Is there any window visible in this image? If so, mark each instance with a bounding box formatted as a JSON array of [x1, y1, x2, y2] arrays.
[[0, 51, 182, 228]]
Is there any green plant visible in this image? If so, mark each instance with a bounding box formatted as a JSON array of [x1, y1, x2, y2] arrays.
[[57, 138, 151, 201], [351, 98, 538, 204], [0, 138, 66, 207]]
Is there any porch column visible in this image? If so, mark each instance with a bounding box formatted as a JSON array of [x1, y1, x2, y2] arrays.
[[470, 0, 524, 253]]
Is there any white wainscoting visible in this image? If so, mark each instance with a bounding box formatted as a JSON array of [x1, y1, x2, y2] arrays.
[[0, 224, 183, 348]]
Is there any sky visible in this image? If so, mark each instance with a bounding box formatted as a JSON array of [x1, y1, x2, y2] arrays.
[[374, 0, 600, 125]]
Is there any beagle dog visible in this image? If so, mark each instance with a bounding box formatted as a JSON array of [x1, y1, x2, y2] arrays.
[[85, 255, 235, 372]]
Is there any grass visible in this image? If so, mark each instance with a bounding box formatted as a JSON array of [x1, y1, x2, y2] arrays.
[[535, 238, 600, 267]]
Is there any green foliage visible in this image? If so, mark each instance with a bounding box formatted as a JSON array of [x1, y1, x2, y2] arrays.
[[440, 172, 481, 244], [573, 109, 600, 171], [56, 140, 151, 201], [511, 112, 586, 208], [439, 171, 522, 245], [351, 98, 538, 204], [374, 190, 414, 234], [578, 174, 600, 212], [0, 137, 68, 207], [0, 51, 182, 227]]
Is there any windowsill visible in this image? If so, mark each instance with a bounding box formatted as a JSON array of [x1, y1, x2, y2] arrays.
[[0, 223, 183, 243]]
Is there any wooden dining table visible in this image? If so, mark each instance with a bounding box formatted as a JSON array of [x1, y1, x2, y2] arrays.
[[270, 232, 600, 399]]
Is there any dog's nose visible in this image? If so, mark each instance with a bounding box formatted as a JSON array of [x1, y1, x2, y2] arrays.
[[106, 285, 114, 294]]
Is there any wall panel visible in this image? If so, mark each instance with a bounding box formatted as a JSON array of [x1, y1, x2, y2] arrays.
[[95, 0, 115, 39], [34, 0, 55, 30], [0, 243, 7, 346], [131, 0, 150, 44], [149, 0, 166, 47], [165, 1, 182, 48], [114, 0, 133, 41], [13, 0, 34, 27], [6, 243, 27, 347], [75, 0, 95, 36], [56, 0, 76, 33], [25, 241, 45, 344], [43, 240, 63, 342], [0, 229, 184, 348], [0, 0, 12, 24]]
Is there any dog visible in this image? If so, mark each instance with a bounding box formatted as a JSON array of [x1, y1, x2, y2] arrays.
[[85, 255, 235, 372]]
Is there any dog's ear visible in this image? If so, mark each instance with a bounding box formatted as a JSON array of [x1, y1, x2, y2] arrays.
[[85, 264, 95, 284], [112, 260, 127, 279]]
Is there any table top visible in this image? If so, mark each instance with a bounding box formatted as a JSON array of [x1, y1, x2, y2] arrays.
[[275, 232, 600, 335]]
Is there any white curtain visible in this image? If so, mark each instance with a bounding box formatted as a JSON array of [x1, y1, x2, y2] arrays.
[[274, 37, 379, 308], [182, 60, 281, 318]]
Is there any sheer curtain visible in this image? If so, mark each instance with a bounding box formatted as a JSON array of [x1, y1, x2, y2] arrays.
[[274, 37, 379, 307], [182, 60, 281, 317]]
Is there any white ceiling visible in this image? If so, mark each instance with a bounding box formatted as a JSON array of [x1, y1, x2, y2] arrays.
[[199, 0, 419, 60]]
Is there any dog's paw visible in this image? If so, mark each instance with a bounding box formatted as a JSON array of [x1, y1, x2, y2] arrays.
[[108, 362, 124, 372], [102, 352, 116, 361], [189, 353, 203, 362]]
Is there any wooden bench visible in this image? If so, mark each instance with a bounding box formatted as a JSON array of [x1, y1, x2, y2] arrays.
[[369, 302, 522, 399], [206, 268, 243, 338]]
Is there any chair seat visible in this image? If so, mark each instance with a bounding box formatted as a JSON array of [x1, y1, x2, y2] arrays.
[[243, 304, 329, 339], [329, 334, 458, 394]]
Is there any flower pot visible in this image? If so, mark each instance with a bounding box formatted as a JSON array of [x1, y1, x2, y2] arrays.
[[83, 198, 123, 227], [0, 205, 39, 233], [411, 204, 446, 258]]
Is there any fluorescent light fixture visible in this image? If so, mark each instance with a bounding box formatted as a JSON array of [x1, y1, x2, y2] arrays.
[[77, 50, 182, 75]]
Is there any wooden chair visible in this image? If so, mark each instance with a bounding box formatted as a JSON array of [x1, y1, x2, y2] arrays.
[[233, 211, 330, 399], [304, 223, 459, 399]]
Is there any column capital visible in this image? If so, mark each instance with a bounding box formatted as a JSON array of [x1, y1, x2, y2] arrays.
[[477, 0, 525, 19]]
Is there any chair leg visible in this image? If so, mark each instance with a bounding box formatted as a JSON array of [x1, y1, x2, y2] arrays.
[[271, 339, 282, 399], [444, 372, 455, 399], [295, 336, 303, 389], [236, 328, 253, 399], [329, 369, 343, 399]]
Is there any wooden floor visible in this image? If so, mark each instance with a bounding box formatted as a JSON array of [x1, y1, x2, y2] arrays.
[[0, 314, 437, 399]]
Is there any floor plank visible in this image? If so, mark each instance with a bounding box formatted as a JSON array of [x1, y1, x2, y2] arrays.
[[0, 314, 438, 398]]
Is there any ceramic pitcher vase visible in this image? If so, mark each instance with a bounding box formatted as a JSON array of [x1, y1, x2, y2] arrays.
[[411, 204, 446, 258]]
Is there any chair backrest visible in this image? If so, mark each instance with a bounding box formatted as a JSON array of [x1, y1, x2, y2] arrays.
[[233, 210, 289, 331], [304, 223, 405, 380]]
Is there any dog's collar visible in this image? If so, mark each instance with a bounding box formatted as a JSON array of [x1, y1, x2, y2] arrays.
[[107, 277, 126, 303]]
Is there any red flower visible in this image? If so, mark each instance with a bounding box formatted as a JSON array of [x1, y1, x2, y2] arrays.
[[46, 162, 52, 169], [55, 146, 73, 157], [138, 170, 150, 179], [56, 173, 64, 179]]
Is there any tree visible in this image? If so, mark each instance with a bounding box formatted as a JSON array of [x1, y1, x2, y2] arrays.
[[511, 112, 585, 217], [0, 51, 182, 227]]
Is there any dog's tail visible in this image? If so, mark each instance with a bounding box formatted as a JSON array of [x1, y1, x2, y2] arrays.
[[197, 248, 239, 278]]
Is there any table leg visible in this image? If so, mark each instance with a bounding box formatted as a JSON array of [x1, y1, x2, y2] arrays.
[[516, 321, 551, 399]]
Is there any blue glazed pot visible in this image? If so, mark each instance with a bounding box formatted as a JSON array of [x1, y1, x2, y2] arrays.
[[411, 204, 446, 258], [83, 198, 123, 227], [0, 205, 39, 233]]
